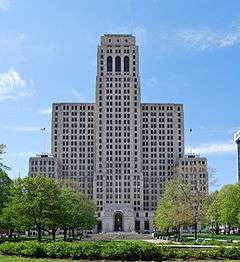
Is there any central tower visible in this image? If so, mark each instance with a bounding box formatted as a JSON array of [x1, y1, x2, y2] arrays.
[[94, 34, 143, 232]]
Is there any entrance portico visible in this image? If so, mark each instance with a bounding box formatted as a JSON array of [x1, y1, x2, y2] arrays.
[[101, 203, 135, 233], [114, 212, 123, 231]]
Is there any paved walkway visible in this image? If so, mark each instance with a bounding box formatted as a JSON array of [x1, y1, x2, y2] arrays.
[[143, 239, 232, 249]]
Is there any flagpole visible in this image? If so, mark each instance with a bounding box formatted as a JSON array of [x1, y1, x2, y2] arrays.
[[190, 128, 193, 155], [40, 128, 46, 154]]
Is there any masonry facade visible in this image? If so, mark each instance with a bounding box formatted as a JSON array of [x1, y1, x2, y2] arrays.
[[28, 154, 61, 179], [47, 34, 206, 233], [175, 154, 208, 194]]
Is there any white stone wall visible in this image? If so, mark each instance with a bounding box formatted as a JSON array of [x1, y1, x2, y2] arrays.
[[51, 103, 95, 198], [141, 103, 184, 211], [94, 34, 143, 216]]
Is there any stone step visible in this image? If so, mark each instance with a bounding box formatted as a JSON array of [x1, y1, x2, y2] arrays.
[[87, 232, 154, 241]]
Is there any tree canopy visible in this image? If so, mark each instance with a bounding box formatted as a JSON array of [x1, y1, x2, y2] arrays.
[[154, 179, 194, 238], [1, 175, 96, 241]]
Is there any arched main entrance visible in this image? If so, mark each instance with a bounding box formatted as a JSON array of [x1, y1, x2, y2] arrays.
[[114, 212, 123, 231]]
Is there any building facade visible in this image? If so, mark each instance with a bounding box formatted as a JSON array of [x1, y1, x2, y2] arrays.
[[235, 130, 240, 183], [175, 154, 208, 194], [28, 154, 61, 179], [50, 34, 185, 232]]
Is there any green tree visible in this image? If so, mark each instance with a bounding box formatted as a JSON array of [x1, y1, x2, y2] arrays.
[[154, 179, 193, 239], [0, 169, 13, 213], [189, 185, 208, 240], [9, 176, 63, 241], [59, 188, 96, 240], [218, 184, 240, 233], [203, 191, 221, 234], [0, 205, 16, 237], [0, 144, 10, 171]]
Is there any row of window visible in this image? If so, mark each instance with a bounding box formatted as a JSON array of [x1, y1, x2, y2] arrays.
[[31, 167, 55, 172], [106, 56, 130, 72], [31, 160, 55, 166], [181, 160, 206, 165], [55, 105, 94, 111]]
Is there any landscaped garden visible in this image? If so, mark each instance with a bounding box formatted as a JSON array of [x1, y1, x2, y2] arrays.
[[1, 240, 240, 261], [2, 146, 240, 260]]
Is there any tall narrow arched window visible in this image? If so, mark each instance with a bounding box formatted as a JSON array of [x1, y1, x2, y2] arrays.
[[124, 56, 129, 72], [115, 56, 121, 72], [107, 56, 112, 72]]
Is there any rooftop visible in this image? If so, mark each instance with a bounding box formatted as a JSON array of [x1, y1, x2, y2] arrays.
[[103, 34, 133, 37], [235, 130, 240, 142]]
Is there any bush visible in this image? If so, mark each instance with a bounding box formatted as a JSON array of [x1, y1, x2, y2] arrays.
[[100, 241, 164, 261], [1, 240, 240, 260], [0, 241, 46, 257]]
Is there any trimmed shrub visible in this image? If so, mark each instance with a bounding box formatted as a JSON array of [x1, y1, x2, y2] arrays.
[[223, 247, 240, 259], [1, 240, 240, 261], [100, 241, 164, 261], [0, 241, 46, 257]]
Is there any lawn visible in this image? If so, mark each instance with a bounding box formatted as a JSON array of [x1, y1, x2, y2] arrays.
[[0, 255, 83, 262], [182, 233, 240, 241]]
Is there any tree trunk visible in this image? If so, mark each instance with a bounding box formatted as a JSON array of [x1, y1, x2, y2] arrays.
[[37, 227, 42, 241], [63, 228, 67, 241], [175, 227, 181, 242], [224, 225, 226, 235], [228, 224, 231, 235], [215, 223, 219, 235], [72, 228, 75, 240], [194, 220, 198, 240], [8, 229, 13, 238], [52, 228, 56, 242]]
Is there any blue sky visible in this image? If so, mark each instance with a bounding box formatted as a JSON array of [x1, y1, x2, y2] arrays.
[[0, 0, 240, 189]]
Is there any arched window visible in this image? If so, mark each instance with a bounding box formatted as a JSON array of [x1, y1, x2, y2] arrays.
[[115, 56, 121, 72], [107, 56, 112, 72], [124, 56, 129, 72]]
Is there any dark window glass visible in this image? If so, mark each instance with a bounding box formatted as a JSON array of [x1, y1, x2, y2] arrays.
[[115, 56, 121, 72], [124, 56, 129, 72], [107, 56, 112, 72]]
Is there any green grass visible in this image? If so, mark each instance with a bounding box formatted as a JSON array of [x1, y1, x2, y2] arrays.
[[182, 233, 240, 241], [0, 255, 82, 262]]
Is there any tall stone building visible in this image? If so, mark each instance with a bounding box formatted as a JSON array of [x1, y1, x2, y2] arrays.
[[50, 34, 185, 233]]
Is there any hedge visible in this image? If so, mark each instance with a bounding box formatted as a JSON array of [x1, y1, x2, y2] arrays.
[[1, 240, 240, 261]]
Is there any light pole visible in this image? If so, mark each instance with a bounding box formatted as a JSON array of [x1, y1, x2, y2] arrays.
[[40, 128, 47, 153]]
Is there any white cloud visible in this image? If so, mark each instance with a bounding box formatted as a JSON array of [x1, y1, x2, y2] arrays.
[[38, 107, 52, 115], [0, 69, 35, 100], [0, 0, 10, 10], [177, 25, 240, 50], [186, 141, 236, 155], [5, 126, 42, 132]]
